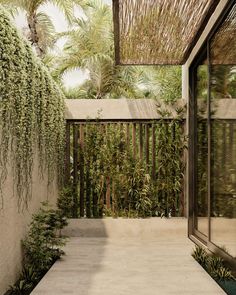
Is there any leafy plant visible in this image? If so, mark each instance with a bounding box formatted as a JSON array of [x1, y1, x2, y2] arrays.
[[213, 267, 235, 281], [192, 246, 235, 281], [6, 203, 68, 295], [7, 266, 38, 295], [155, 108, 187, 217], [57, 186, 74, 218], [192, 245, 209, 268], [66, 116, 186, 218], [8, 279, 33, 295], [23, 202, 68, 273]]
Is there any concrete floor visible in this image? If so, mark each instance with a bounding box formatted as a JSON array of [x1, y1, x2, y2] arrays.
[[31, 219, 225, 295]]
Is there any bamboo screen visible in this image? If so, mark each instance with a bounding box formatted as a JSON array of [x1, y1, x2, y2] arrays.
[[113, 0, 219, 65], [211, 3, 236, 65]]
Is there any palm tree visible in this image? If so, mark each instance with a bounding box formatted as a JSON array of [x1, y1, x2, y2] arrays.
[[0, 0, 87, 57], [53, 0, 149, 99]]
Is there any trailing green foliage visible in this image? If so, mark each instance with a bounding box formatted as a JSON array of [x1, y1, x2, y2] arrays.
[[192, 246, 235, 281], [0, 9, 65, 208], [7, 202, 68, 295]]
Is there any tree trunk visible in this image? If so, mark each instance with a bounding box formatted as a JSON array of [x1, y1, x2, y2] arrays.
[[27, 13, 44, 57]]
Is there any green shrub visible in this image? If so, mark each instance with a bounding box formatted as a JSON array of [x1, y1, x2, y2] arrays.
[[192, 245, 209, 268], [63, 118, 186, 218], [82, 124, 157, 218], [57, 186, 74, 218], [7, 267, 38, 295], [213, 267, 235, 281], [7, 202, 68, 295], [23, 202, 68, 273], [192, 246, 235, 281]]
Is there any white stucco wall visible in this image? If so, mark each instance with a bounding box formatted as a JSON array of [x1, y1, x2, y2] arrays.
[[182, 0, 229, 218], [0, 155, 58, 295]]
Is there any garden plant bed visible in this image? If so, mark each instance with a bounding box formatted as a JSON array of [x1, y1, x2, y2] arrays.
[[4, 203, 68, 295], [4, 261, 57, 295], [192, 246, 236, 295]]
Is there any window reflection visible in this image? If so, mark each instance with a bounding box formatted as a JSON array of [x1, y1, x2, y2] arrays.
[[210, 4, 236, 257], [196, 63, 208, 236]]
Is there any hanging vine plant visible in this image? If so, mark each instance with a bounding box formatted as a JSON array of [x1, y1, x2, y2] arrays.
[[0, 8, 65, 209]]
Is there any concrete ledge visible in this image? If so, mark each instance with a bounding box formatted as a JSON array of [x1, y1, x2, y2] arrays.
[[62, 217, 188, 240]]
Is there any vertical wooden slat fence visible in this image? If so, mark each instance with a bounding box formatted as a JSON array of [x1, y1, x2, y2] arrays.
[[65, 123, 71, 185], [66, 120, 186, 218], [72, 125, 79, 218], [152, 124, 156, 180], [132, 123, 136, 158], [79, 124, 85, 217]]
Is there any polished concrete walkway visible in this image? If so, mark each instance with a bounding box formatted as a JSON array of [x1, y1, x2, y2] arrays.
[[32, 219, 225, 295]]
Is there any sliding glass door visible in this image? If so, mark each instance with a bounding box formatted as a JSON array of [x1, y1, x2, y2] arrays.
[[189, 0, 236, 261], [210, 3, 236, 257], [193, 53, 209, 240]]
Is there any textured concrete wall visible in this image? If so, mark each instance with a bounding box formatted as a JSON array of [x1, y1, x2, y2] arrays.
[[62, 218, 188, 240], [0, 156, 58, 295]]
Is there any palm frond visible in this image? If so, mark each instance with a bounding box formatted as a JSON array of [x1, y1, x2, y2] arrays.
[[35, 11, 56, 50], [49, 0, 87, 24]]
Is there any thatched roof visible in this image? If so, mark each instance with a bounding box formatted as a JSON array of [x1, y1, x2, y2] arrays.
[[113, 0, 219, 65], [65, 98, 185, 121], [211, 3, 236, 65]]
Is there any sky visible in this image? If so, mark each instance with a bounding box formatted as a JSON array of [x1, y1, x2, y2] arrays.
[[14, 0, 112, 88]]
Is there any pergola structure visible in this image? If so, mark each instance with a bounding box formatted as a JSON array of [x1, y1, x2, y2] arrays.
[[113, 0, 236, 266]]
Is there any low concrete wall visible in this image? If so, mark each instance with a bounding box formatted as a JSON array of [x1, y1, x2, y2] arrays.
[[62, 218, 188, 241], [0, 158, 58, 295]]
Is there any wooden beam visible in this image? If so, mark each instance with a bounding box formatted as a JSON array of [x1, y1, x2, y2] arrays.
[[65, 123, 71, 185], [139, 123, 143, 159], [79, 124, 85, 217], [85, 124, 91, 218], [106, 177, 111, 209], [132, 123, 136, 158], [126, 123, 130, 146], [145, 124, 149, 165], [152, 124, 156, 180], [72, 124, 78, 218]]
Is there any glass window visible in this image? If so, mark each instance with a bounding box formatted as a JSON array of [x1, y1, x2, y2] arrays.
[[195, 60, 208, 237], [210, 3, 236, 257]]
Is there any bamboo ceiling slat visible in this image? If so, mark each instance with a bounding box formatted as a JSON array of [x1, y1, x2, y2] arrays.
[[211, 3, 236, 65], [113, 0, 219, 65]]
